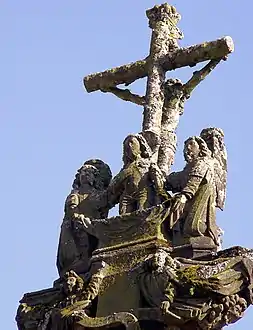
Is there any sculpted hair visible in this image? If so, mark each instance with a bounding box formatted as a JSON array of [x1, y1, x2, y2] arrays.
[[72, 159, 112, 190], [200, 127, 224, 139], [184, 136, 211, 158], [123, 133, 152, 164], [72, 164, 99, 190], [200, 127, 225, 156], [84, 159, 112, 188]]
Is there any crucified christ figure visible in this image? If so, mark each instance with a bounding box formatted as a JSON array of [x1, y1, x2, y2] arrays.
[[101, 60, 222, 176], [83, 3, 233, 178]]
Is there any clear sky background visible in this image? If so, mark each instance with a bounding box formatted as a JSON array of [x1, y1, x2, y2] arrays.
[[2, 1, 253, 329]]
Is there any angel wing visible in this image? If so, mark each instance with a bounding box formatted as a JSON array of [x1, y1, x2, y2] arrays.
[[200, 127, 227, 210], [213, 149, 227, 210]]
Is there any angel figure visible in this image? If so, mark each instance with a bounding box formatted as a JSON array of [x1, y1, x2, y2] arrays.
[[56, 159, 112, 277], [166, 133, 226, 248], [200, 127, 227, 210]]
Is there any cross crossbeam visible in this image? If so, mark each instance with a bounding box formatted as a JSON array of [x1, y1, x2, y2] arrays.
[[83, 3, 234, 174], [83, 37, 234, 93]]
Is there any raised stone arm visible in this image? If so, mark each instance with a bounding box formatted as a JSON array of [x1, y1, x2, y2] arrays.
[[100, 86, 145, 106], [182, 59, 221, 97], [158, 59, 222, 175]]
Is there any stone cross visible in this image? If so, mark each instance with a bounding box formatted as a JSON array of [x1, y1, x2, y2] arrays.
[[83, 3, 234, 174]]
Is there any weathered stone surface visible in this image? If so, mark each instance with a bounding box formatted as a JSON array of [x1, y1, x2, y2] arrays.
[[166, 133, 227, 249], [143, 4, 182, 142], [83, 37, 234, 93], [17, 3, 250, 330], [16, 244, 253, 330], [56, 159, 112, 277]]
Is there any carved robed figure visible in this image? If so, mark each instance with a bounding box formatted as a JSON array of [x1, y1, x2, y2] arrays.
[[57, 159, 112, 277], [109, 133, 168, 215], [167, 136, 220, 247]]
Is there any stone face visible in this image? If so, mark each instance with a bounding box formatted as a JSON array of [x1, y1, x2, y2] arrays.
[[16, 3, 250, 330]]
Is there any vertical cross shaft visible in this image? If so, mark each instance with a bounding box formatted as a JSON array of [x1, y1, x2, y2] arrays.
[[83, 3, 234, 173], [143, 4, 183, 153]]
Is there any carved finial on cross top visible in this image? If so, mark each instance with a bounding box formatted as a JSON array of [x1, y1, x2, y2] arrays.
[[83, 3, 234, 175]]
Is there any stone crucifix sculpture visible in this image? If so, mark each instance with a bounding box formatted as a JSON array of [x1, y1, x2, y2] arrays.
[[16, 3, 253, 330], [83, 3, 234, 176]]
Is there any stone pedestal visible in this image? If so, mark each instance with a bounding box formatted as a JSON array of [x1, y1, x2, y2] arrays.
[[97, 272, 140, 317], [171, 236, 217, 260]]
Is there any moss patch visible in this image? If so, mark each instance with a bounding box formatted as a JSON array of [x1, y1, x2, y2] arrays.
[[176, 265, 215, 296]]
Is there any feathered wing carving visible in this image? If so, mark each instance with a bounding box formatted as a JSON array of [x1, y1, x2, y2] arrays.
[[200, 127, 227, 210]]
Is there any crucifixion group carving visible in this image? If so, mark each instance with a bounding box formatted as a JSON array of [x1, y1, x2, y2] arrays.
[[17, 4, 253, 330], [55, 2, 233, 325]]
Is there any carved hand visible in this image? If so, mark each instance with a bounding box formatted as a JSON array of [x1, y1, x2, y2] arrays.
[[171, 193, 187, 213], [72, 214, 96, 236], [149, 163, 171, 201], [79, 215, 92, 229], [160, 300, 171, 315], [72, 214, 90, 227]]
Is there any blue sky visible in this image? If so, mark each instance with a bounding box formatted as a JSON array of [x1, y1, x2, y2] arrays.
[[2, 1, 253, 329]]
